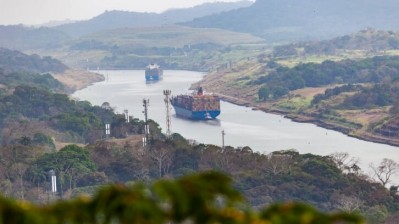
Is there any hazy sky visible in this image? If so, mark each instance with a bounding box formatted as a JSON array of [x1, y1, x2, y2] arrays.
[[0, 0, 248, 26]]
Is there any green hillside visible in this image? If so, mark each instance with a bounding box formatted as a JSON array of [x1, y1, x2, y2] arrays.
[[197, 30, 399, 147], [0, 47, 68, 73]]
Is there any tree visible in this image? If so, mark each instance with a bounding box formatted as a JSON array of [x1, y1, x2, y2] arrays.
[[148, 144, 173, 177], [0, 145, 42, 199], [370, 158, 399, 187], [329, 152, 360, 173], [263, 151, 295, 175], [28, 144, 96, 198], [334, 194, 363, 212], [258, 85, 271, 101], [273, 44, 298, 58]]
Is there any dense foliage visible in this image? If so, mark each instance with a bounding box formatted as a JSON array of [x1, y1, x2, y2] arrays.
[[1, 133, 396, 222], [311, 84, 362, 105], [256, 56, 399, 104], [0, 48, 68, 73], [273, 29, 399, 57], [0, 70, 65, 95], [0, 85, 149, 143], [0, 172, 363, 224]]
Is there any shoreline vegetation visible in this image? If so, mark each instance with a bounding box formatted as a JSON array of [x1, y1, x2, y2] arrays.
[[215, 91, 399, 148], [197, 73, 399, 146]]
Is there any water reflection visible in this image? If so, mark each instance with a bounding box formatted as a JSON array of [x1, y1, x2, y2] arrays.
[[172, 115, 222, 127], [146, 80, 162, 85]]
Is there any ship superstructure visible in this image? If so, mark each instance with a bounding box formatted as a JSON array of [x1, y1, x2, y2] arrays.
[[145, 63, 163, 81]]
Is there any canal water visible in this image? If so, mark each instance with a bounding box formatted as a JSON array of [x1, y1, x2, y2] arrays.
[[73, 70, 399, 183]]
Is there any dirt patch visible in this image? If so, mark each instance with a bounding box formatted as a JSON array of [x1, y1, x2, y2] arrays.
[[291, 86, 333, 98], [52, 69, 104, 93], [341, 109, 388, 126], [108, 135, 144, 147]]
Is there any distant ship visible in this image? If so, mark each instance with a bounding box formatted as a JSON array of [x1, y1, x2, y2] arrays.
[[170, 87, 221, 120], [145, 63, 163, 81]]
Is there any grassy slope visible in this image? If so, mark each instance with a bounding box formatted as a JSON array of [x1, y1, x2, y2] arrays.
[[81, 25, 264, 48]]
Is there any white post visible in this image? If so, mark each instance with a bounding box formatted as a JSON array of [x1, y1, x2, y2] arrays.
[[50, 170, 57, 193], [105, 123, 111, 137], [124, 110, 129, 123]]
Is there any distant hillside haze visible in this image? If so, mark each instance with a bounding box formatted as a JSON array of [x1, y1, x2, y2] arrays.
[[182, 0, 399, 42], [162, 1, 253, 24], [0, 25, 70, 50], [5, 0, 399, 51], [0, 48, 68, 73], [54, 1, 254, 38]]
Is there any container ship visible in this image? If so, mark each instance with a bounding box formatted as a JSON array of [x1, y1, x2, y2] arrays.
[[170, 87, 221, 120], [145, 63, 163, 81]]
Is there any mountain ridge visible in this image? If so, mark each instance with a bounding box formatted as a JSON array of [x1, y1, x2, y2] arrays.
[[182, 0, 399, 42], [54, 1, 254, 38]]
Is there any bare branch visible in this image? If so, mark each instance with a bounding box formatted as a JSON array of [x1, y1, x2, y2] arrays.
[[369, 158, 399, 187]]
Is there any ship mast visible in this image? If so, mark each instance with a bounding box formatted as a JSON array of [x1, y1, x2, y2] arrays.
[[163, 90, 172, 138]]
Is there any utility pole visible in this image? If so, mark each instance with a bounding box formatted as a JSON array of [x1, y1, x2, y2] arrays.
[[143, 99, 149, 147], [222, 130, 226, 151], [163, 90, 172, 138]]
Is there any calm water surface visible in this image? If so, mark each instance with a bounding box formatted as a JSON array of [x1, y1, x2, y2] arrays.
[[73, 70, 399, 182]]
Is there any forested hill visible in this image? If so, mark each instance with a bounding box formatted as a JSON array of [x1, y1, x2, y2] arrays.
[[53, 1, 253, 38], [0, 25, 70, 50], [182, 0, 399, 42], [272, 29, 399, 57], [0, 1, 253, 50], [0, 48, 68, 74], [0, 48, 68, 97]]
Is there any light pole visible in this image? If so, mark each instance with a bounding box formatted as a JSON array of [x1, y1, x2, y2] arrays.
[[143, 99, 149, 147], [163, 90, 172, 138], [222, 130, 226, 151]]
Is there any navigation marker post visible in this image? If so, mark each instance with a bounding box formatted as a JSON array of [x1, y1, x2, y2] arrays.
[[105, 123, 111, 139], [124, 109, 130, 123]]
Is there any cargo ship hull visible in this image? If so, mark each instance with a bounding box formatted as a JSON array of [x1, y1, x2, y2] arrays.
[[145, 64, 163, 81], [172, 105, 220, 120], [170, 87, 221, 120], [145, 73, 162, 81]]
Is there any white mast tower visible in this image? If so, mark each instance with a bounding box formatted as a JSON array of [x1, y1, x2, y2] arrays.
[[163, 90, 172, 138]]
